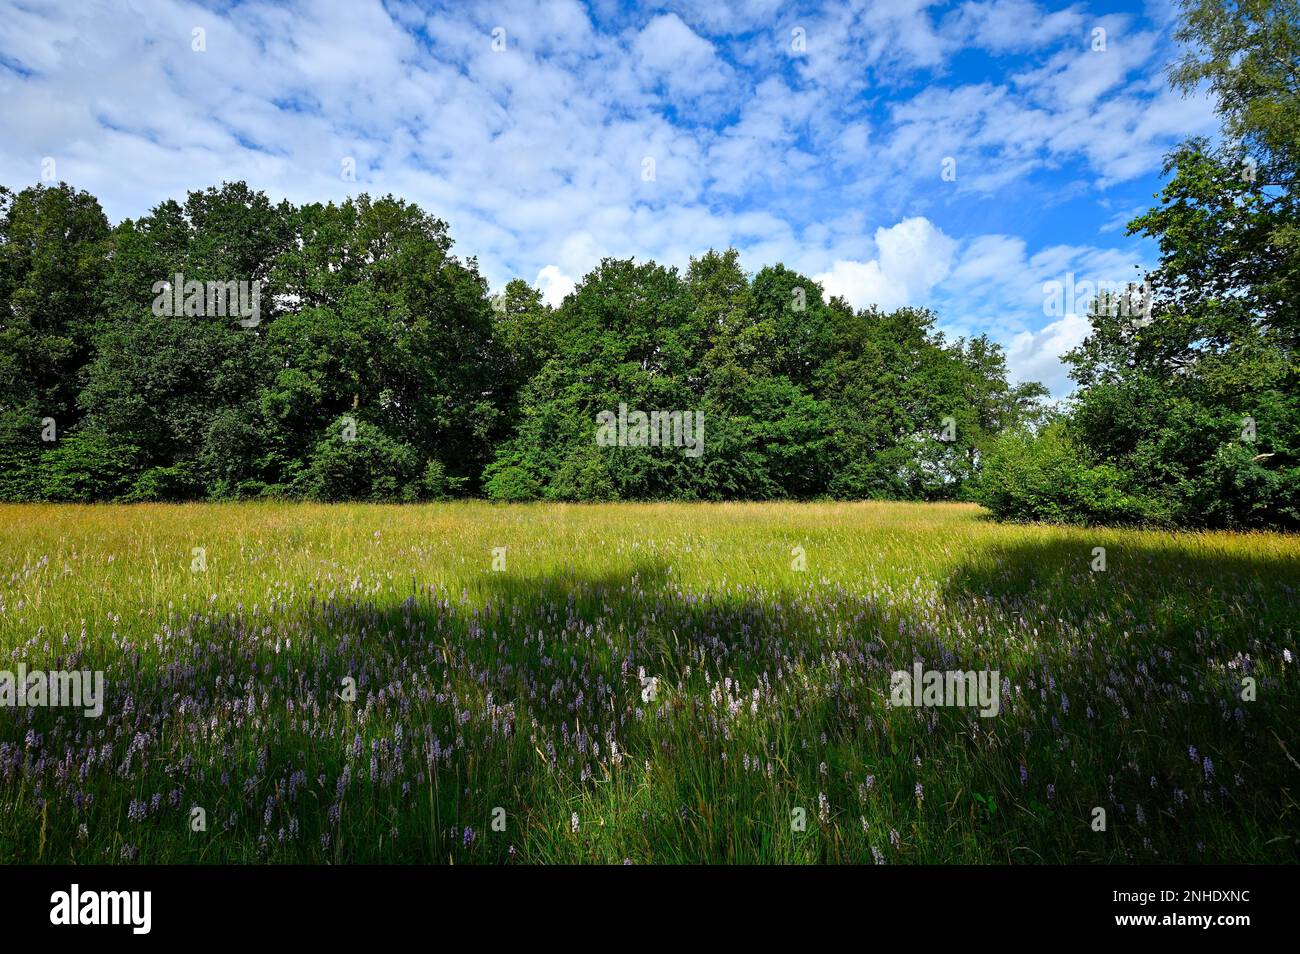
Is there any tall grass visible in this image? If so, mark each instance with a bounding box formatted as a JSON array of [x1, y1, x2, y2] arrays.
[[0, 501, 1295, 863]]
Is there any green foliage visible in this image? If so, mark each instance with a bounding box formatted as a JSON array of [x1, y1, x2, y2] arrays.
[[1, 182, 510, 503], [976, 423, 1167, 526], [0, 178, 1067, 508], [39, 427, 141, 503], [487, 251, 1041, 502], [0, 182, 111, 497], [483, 454, 544, 502], [298, 417, 423, 502]]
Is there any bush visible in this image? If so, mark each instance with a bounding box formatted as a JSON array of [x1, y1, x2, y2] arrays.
[[482, 454, 543, 502], [123, 462, 203, 502], [977, 424, 1166, 526], [39, 428, 141, 502], [1196, 442, 1300, 529], [298, 418, 422, 502], [420, 459, 467, 501], [547, 448, 618, 501], [0, 410, 43, 501]]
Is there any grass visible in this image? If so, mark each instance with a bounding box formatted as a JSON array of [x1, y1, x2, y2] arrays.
[[0, 500, 1296, 863]]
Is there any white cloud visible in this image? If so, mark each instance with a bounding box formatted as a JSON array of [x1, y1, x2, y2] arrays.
[[814, 217, 957, 311], [932, 234, 1149, 396], [535, 264, 577, 307], [942, 0, 1087, 53], [631, 13, 732, 101], [1005, 311, 1091, 396]]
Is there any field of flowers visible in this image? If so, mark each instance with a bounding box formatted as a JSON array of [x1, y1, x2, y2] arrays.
[[0, 500, 1296, 863]]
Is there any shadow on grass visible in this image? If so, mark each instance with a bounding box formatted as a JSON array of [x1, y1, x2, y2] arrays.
[[941, 533, 1300, 646]]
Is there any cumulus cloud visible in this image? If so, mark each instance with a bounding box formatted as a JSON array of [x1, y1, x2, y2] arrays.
[[931, 234, 1149, 396], [535, 264, 577, 307], [631, 13, 732, 101], [1005, 312, 1092, 396], [814, 217, 957, 311], [941, 0, 1086, 52]]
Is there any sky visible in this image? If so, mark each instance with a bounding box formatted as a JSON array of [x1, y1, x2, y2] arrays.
[[0, 0, 1218, 396]]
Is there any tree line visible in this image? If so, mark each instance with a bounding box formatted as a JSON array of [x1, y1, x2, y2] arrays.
[[0, 180, 1045, 506]]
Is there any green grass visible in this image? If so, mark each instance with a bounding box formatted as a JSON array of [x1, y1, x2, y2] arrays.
[[0, 500, 1296, 863]]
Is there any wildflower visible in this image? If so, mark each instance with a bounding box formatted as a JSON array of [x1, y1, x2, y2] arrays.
[[570, 812, 579, 834]]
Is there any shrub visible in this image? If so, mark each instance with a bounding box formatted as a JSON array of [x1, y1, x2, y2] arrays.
[[39, 428, 141, 502], [298, 418, 422, 502], [482, 453, 542, 502], [977, 424, 1166, 526]]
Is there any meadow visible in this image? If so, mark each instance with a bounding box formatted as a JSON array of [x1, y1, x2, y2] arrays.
[[0, 500, 1296, 864]]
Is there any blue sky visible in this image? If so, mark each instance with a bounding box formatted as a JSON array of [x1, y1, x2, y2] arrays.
[[0, 0, 1217, 395]]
